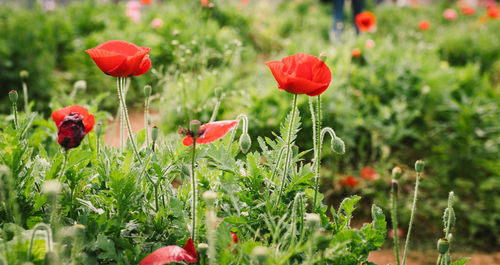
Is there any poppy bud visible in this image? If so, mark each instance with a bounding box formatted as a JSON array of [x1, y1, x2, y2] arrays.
[[437, 238, 449, 254], [44, 251, 59, 265], [73, 80, 87, 91], [415, 160, 425, 173], [332, 137, 345, 154], [391, 179, 399, 193], [143, 85, 152, 97], [214, 87, 223, 99], [392, 166, 402, 179], [8, 90, 18, 103], [95, 123, 103, 137], [319, 52, 327, 62], [189, 120, 202, 137], [443, 207, 455, 231], [252, 246, 268, 264], [198, 243, 208, 255], [239, 133, 251, 153], [19, 70, 29, 80], [305, 213, 321, 227], [151, 126, 159, 142], [202, 190, 217, 206]]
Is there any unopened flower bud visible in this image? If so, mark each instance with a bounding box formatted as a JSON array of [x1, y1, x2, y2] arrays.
[[151, 126, 159, 142], [73, 80, 87, 91], [8, 90, 18, 103], [95, 123, 103, 137], [19, 70, 29, 80], [144, 85, 152, 97], [189, 120, 201, 137], [42, 180, 62, 196], [198, 243, 208, 254], [319, 52, 327, 62], [214, 87, 223, 99], [202, 190, 217, 206], [239, 134, 251, 153], [305, 213, 321, 227], [332, 137, 345, 154], [437, 238, 449, 254], [392, 166, 402, 179], [252, 246, 268, 264], [415, 160, 425, 173]]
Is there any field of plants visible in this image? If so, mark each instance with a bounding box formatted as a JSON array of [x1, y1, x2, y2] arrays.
[[1, 0, 499, 264]]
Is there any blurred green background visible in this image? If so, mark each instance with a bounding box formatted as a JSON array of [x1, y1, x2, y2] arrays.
[[1, 0, 499, 250]]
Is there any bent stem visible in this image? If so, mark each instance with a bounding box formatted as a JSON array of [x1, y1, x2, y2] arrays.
[[191, 140, 197, 242], [402, 171, 421, 265], [311, 95, 322, 212], [391, 180, 401, 265], [276, 94, 298, 207]]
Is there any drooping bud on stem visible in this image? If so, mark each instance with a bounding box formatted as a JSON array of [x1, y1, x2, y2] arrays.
[[332, 137, 345, 154], [8, 90, 18, 103], [239, 133, 251, 153]]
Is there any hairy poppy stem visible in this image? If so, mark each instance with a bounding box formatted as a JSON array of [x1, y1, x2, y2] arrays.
[[117, 78, 124, 152], [312, 95, 322, 212], [12, 103, 19, 130], [391, 179, 401, 265], [276, 94, 298, 207], [402, 171, 421, 265], [22, 81, 29, 114], [144, 87, 151, 147], [191, 140, 197, 242], [117, 77, 142, 163]]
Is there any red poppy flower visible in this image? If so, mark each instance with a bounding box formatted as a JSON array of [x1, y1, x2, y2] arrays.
[[351, 48, 361, 58], [228, 232, 239, 248], [355, 11, 377, 33], [182, 120, 238, 146], [265, 53, 332, 96], [460, 5, 475, 15], [418, 20, 430, 31], [339, 175, 358, 188], [86, 40, 151, 77], [361, 167, 379, 181], [51, 105, 95, 150], [443, 9, 458, 20], [140, 238, 197, 265], [488, 7, 499, 19]]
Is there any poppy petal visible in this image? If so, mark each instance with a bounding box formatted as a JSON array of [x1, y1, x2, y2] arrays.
[[124, 47, 151, 76], [85, 48, 127, 76], [182, 136, 194, 146], [97, 40, 142, 56], [265, 61, 288, 90], [134, 55, 152, 76], [139, 238, 197, 265], [182, 120, 238, 146]]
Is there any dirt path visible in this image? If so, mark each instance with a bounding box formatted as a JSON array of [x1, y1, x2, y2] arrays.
[[104, 110, 159, 147]]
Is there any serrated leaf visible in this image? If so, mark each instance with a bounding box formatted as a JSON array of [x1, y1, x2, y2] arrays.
[[450, 258, 470, 265]]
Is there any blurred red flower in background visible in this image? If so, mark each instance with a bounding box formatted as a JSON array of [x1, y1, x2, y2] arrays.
[[201, 0, 210, 7], [140, 238, 197, 265], [352, 48, 361, 58], [418, 20, 431, 31], [487, 7, 499, 19], [86, 40, 151, 77], [228, 232, 239, 248], [355, 11, 377, 32], [460, 5, 475, 15], [361, 167, 379, 181], [265, 53, 332, 96], [339, 175, 358, 188], [443, 9, 458, 20], [182, 120, 238, 146], [140, 0, 153, 5], [52, 105, 95, 150]]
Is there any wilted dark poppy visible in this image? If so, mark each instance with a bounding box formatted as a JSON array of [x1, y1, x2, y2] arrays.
[[339, 175, 358, 188], [182, 120, 238, 146], [361, 167, 379, 181], [86, 40, 151, 77], [139, 238, 197, 265], [418, 20, 431, 31], [355, 11, 377, 32], [52, 105, 95, 150], [265, 53, 331, 96]]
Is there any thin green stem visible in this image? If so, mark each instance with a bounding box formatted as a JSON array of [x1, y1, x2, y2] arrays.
[[117, 78, 124, 152], [22, 82, 28, 114], [444, 192, 454, 240], [312, 95, 322, 212], [402, 172, 421, 265], [58, 151, 68, 180], [145, 95, 150, 147], [276, 94, 298, 207], [391, 180, 401, 265], [209, 99, 221, 122], [12, 103, 18, 129], [154, 184, 159, 212], [191, 140, 197, 241], [96, 135, 100, 159]]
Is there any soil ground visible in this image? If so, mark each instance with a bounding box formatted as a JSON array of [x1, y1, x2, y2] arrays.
[[105, 111, 500, 265]]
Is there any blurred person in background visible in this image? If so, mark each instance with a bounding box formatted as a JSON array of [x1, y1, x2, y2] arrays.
[[331, 0, 365, 42]]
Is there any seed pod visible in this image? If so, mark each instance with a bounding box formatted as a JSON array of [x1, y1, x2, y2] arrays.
[[332, 137, 345, 154], [415, 160, 425, 173], [437, 238, 450, 254], [144, 85, 152, 97], [239, 134, 251, 154], [8, 90, 18, 103], [151, 126, 159, 142], [189, 120, 201, 137], [95, 123, 103, 137]]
